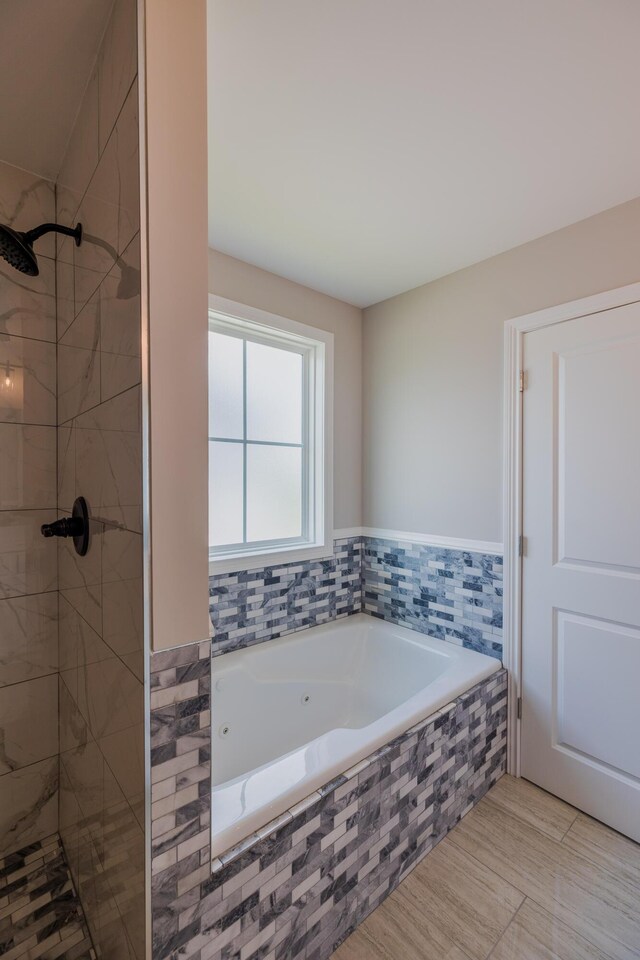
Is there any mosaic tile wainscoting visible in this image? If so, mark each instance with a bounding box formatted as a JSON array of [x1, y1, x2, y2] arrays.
[[0, 834, 95, 959], [362, 538, 503, 660], [150, 641, 507, 960], [208, 535, 503, 662], [208, 537, 363, 656]]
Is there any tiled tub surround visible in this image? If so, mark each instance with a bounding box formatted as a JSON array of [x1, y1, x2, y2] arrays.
[[150, 640, 507, 960], [362, 537, 503, 660], [209, 535, 503, 660], [208, 615, 500, 859], [55, 0, 144, 957], [209, 537, 363, 656], [0, 159, 59, 856]]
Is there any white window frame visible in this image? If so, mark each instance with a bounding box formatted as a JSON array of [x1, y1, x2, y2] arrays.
[[208, 295, 334, 576]]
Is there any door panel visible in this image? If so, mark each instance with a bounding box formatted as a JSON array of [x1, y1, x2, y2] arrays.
[[558, 335, 640, 569], [521, 300, 640, 841], [555, 610, 640, 779]]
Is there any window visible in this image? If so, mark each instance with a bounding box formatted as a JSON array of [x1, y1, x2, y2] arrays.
[[208, 296, 333, 574]]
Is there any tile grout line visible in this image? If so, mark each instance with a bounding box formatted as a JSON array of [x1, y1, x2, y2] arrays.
[[558, 809, 581, 842], [56, 375, 142, 429], [485, 897, 527, 960], [558, 812, 640, 879], [57, 72, 139, 240], [0, 753, 58, 779], [492, 893, 621, 960], [0, 671, 59, 692], [448, 795, 633, 960], [0, 329, 58, 348]]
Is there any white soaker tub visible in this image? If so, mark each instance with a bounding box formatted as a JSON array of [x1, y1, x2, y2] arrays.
[[211, 613, 500, 859]]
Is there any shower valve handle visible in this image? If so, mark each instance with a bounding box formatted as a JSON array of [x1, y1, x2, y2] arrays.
[[41, 516, 85, 539], [40, 496, 90, 556]]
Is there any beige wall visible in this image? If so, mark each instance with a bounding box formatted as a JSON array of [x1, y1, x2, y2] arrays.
[[209, 249, 363, 529], [363, 197, 640, 543], [145, 0, 210, 651]]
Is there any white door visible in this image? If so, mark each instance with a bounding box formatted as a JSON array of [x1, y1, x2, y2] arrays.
[[521, 300, 640, 841]]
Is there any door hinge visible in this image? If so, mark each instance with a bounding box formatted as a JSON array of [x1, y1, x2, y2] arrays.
[[517, 697, 522, 720], [518, 534, 526, 557], [519, 369, 527, 392]]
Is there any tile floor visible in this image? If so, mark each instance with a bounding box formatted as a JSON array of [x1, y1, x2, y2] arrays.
[[334, 774, 640, 960], [3, 777, 637, 959], [0, 834, 95, 959]]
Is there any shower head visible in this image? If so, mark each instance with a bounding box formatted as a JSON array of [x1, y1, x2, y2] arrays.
[[0, 224, 38, 276], [0, 221, 82, 277]]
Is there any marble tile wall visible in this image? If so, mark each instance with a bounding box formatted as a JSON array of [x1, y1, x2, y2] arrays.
[[0, 833, 95, 957], [55, 0, 144, 957], [209, 537, 363, 656], [209, 536, 503, 660], [363, 538, 504, 660], [149, 639, 506, 960], [0, 159, 59, 858]]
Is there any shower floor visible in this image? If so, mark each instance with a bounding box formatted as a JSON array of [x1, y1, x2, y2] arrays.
[[0, 834, 95, 959]]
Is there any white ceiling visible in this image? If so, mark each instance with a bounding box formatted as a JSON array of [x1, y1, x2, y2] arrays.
[[208, 0, 640, 307], [0, 0, 114, 180]]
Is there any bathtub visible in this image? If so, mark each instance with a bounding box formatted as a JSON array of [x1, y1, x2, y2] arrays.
[[210, 613, 500, 860]]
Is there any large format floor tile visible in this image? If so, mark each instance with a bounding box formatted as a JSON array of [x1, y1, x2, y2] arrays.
[[390, 837, 523, 960], [333, 896, 472, 960], [479, 769, 578, 842], [490, 898, 614, 960], [562, 813, 640, 887], [451, 791, 640, 959], [335, 775, 640, 960]]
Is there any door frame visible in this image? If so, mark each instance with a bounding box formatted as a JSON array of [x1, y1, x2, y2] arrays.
[[502, 281, 640, 777]]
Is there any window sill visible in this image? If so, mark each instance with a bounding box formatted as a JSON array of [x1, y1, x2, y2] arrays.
[[208, 541, 334, 577]]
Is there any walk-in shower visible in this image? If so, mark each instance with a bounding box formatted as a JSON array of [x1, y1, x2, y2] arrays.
[[0, 0, 144, 956]]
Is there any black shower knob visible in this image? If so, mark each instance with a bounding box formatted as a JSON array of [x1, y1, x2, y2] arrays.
[[41, 496, 90, 556], [41, 516, 84, 539]]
